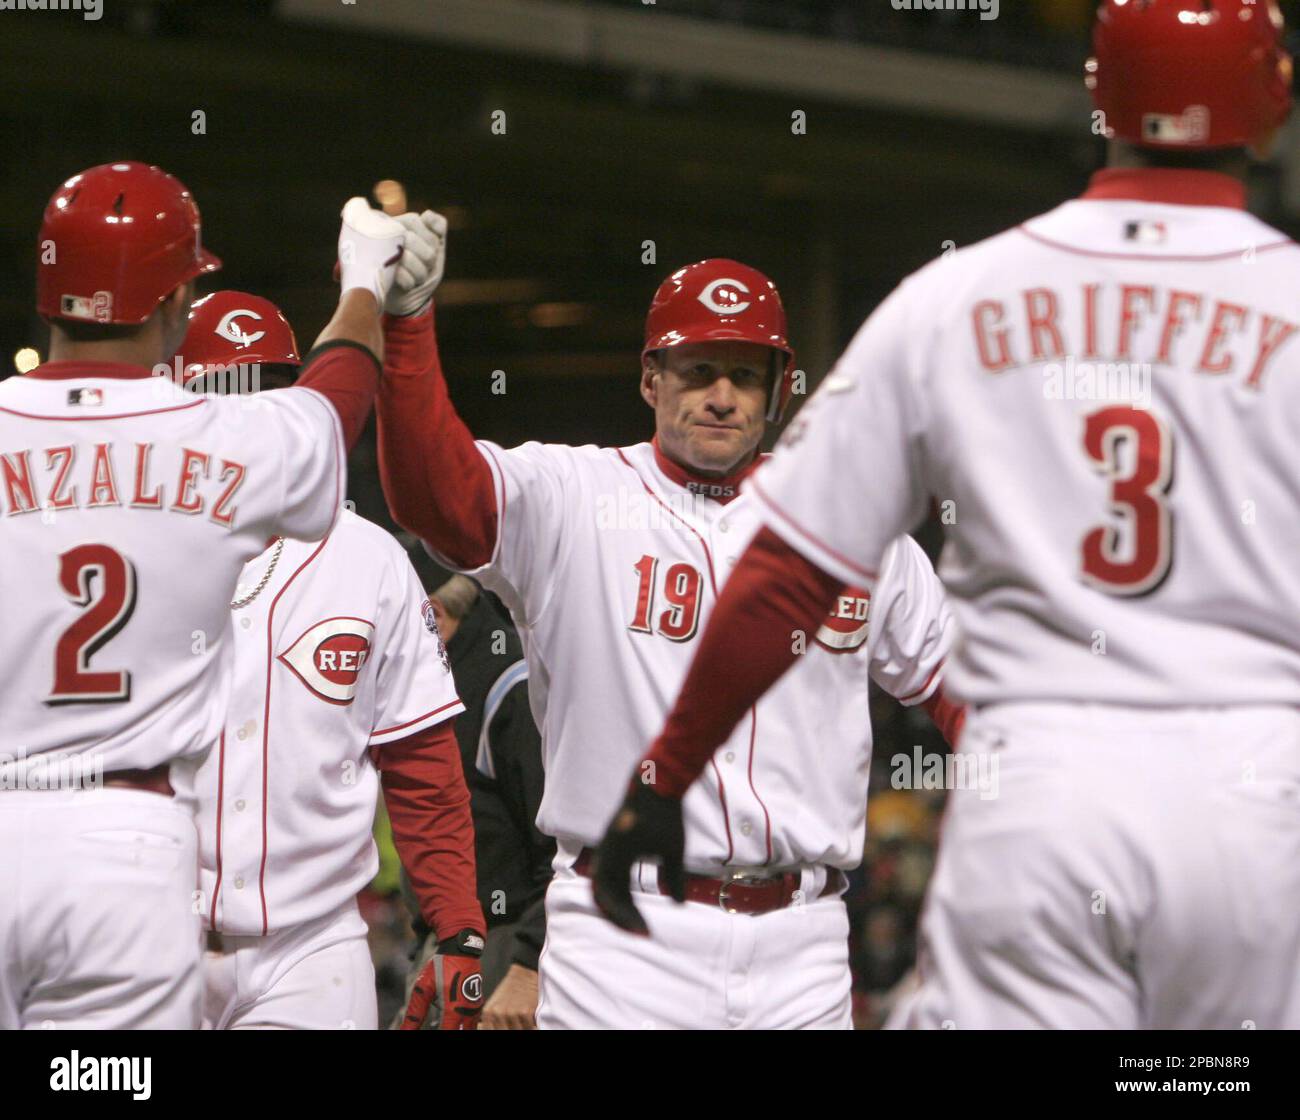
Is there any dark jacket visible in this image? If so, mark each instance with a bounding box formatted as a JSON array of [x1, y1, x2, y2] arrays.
[[414, 592, 552, 970]]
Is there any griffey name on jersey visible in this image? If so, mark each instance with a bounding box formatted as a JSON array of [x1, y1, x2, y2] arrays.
[[973, 282, 1297, 389], [0, 442, 247, 524]]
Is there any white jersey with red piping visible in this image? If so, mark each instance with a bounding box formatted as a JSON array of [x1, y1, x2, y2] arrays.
[[0, 371, 344, 778], [437, 438, 951, 871], [752, 170, 1300, 707], [195, 509, 463, 935]]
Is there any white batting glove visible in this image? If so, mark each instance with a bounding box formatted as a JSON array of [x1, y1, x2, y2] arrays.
[[337, 197, 406, 305], [384, 210, 448, 318]]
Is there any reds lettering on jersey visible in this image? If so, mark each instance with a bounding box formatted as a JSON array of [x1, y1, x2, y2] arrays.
[[751, 170, 1300, 707], [195, 509, 463, 935], [0, 370, 345, 778], [440, 439, 952, 871]]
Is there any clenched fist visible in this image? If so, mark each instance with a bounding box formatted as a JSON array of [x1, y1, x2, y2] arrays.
[[337, 197, 406, 306], [384, 209, 448, 318], [479, 964, 539, 1031]]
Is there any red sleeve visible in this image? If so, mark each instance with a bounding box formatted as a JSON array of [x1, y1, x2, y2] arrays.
[[922, 686, 967, 748], [645, 526, 844, 797], [375, 308, 498, 568], [293, 340, 379, 452], [376, 719, 485, 939]]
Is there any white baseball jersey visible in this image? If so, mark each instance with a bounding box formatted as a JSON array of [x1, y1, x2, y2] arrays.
[[196, 508, 463, 936], [0, 368, 345, 778], [753, 170, 1300, 707], [442, 439, 951, 872]]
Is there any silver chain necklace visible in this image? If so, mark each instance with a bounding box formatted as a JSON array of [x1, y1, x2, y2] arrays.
[[231, 538, 285, 610]]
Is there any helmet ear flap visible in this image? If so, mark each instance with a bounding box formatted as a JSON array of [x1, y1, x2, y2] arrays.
[[766, 350, 793, 424]]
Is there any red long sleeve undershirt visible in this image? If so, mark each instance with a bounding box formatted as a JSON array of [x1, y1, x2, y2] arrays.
[[375, 719, 485, 940], [645, 527, 965, 797], [294, 340, 381, 452], [645, 526, 843, 796], [376, 309, 498, 568]]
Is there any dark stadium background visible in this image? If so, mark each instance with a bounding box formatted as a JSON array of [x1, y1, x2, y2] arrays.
[[4, 0, 1298, 1027]]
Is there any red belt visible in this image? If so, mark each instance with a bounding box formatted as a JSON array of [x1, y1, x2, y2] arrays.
[[103, 764, 173, 797], [574, 848, 844, 917]]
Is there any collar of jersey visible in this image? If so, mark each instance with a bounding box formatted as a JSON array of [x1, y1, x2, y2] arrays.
[[1081, 168, 1246, 210], [650, 435, 763, 505], [26, 360, 159, 381]]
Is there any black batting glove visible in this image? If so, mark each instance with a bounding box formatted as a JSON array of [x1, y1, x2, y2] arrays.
[[591, 779, 686, 935]]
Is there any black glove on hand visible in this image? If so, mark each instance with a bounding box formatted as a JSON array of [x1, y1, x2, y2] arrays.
[[591, 780, 686, 935]]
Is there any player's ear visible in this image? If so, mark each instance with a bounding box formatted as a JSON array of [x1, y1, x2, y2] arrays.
[[640, 355, 660, 409]]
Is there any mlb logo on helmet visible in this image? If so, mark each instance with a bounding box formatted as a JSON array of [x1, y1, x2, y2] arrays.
[[59, 291, 114, 322]]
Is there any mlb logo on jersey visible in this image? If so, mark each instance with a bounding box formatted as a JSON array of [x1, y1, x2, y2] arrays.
[[1123, 219, 1167, 245], [278, 617, 375, 704], [815, 588, 871, 652], [66, 387, 104, 407]]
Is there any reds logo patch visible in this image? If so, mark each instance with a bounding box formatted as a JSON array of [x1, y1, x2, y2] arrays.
[[278, 617, 375, 704], [814, 588, 871, 652]]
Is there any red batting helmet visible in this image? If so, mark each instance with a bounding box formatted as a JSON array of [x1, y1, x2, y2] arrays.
[[182, 291, 300, 383], [1086, 0, 1293, 150], [36, 161, 221, 325], [643, 259, 795, 423]]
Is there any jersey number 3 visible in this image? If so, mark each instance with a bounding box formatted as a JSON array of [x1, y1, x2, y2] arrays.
[[629, 555, 703, 642], [1080, 405, 1173, 597], [47, 543, 138, 705]]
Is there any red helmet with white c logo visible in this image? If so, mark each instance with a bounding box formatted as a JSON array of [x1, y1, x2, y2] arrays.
[[642, 259, 796, 422], [181, 290, 300, 383], [37, 160, 221, 325]]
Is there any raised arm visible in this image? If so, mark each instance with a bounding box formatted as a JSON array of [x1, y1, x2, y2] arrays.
[[294, 198, 406, 450], [373, 210, 498, 569]]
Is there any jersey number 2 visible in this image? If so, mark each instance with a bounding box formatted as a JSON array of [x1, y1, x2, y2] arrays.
[[47, 543, 138, 705], [1080, 405, 1173, 596], [629, 555, 703, 642]]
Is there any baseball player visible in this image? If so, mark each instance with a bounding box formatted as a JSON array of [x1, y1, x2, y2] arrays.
[[372, 211, 961, 1028], [0, 162, 407, 1028], [595, 0, 1300, 1030], [180, 291, 487, 1031]]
